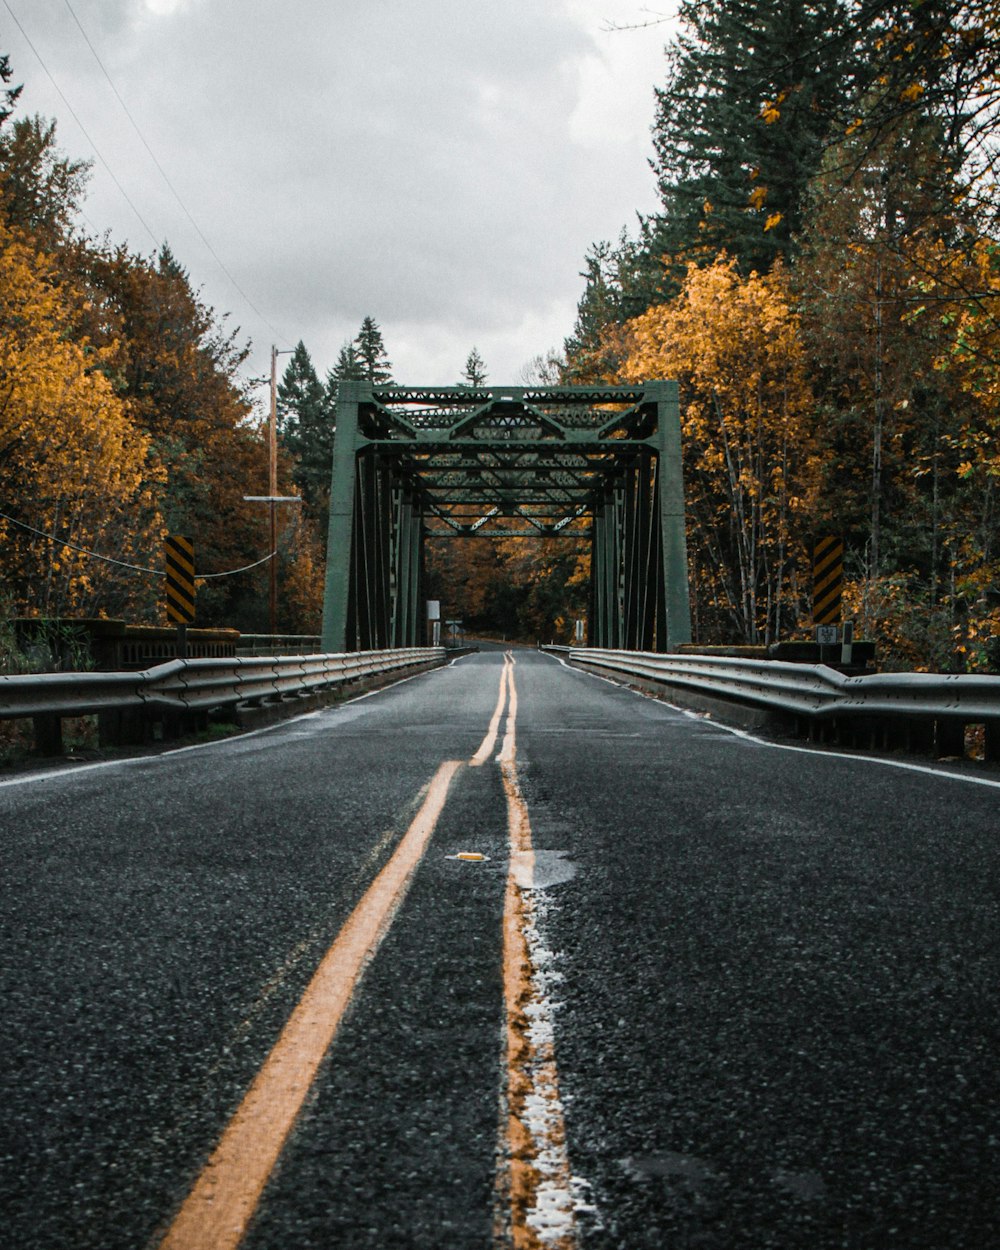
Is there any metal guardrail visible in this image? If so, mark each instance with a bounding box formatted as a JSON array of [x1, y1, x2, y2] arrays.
[[555, 647, 1000, 761], [0, 647, 445, 725], [565, 648, 1000, 721]]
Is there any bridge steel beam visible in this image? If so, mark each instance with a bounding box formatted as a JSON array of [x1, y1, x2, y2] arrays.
[[651, 380, 693, 650], [321, 382, 692, 652], [322, 382, 361, 653]]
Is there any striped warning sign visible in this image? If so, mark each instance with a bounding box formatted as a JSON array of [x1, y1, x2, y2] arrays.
[[812, 536, 843, 626], [165, 535, 196, 623]]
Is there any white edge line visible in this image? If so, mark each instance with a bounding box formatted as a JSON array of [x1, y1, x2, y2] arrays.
[[0, 665, 441, 790], [549, 653, 1000, 792]]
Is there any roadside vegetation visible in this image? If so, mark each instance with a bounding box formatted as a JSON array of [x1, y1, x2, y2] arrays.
[[3, 3, 999, 666]]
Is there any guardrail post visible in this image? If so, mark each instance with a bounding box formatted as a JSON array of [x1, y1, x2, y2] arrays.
[[32, 713, 62, 756], [984, 720, 1000, 762], [935, 718, 966, 759], [904, 719, 936, 756], [98, 707, 150, 747]]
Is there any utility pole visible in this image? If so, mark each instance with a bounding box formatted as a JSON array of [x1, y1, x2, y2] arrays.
[[244, 345, 299, 637], [268, 345, 280, 634]]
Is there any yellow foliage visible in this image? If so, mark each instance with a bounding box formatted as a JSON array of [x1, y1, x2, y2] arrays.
[[0, 222, 163, 617], [619, 256, 820, 644]]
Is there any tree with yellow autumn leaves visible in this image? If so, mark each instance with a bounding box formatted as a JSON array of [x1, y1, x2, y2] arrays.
[[621, 258, 820, 644], [0, 218, 162, 619], [0, 84, 321, 634], [566, 0, 1000, 670]]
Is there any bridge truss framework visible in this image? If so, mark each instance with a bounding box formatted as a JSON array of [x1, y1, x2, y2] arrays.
[[320, 381, 691, 653]]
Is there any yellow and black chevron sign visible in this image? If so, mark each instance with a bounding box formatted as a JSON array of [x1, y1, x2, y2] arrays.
[[164, 535, 196, 624], [812, 536, 844, 626]]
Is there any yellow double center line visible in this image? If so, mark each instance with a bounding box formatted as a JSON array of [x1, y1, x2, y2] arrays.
[[157, 654, 575, 1250]]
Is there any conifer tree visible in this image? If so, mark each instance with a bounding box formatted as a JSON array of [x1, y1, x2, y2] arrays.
[[461, 346, 487, 387], [352, 315, 393, 384], [277, 341, 333, 516], [0, 53, 21, 127], [326, 340, 364, 396], [647, 0, 855, 282]]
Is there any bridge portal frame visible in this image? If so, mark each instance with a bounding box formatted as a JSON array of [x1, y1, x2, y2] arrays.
[[321, 381, 691, 653]]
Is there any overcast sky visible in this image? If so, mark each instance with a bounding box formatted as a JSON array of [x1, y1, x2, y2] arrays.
[[2, 0, 677, 411]]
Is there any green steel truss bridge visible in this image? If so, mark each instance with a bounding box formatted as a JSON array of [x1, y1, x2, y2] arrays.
[[320, 380, 692, 653]]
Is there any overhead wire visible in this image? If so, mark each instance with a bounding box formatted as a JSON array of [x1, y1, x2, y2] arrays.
[[60, 0, 290, 344], [1, 0, 162, 250], [2, 0, 291, 346], [0, 511, 275, 579]]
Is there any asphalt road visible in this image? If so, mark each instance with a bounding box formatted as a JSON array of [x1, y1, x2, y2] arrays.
[[2, 649, 999, 1249]]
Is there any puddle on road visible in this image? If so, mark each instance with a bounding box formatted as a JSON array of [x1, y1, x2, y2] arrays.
[[772, 1168, 827, 1201], [511, 848, 577, 890], [622, 1152, 719, 1192]]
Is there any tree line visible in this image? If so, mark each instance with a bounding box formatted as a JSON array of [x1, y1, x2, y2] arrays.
[[561, 0, 1000, 670], [0, 53, 290, 632], [5, 0, 1000, 664]]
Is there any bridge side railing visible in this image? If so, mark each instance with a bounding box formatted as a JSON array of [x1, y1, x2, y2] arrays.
[[557, 647, 1000, 761], [0, 647, 446, 756]]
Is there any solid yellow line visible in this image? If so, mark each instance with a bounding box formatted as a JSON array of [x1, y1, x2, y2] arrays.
[[157, 758, 462, 1250], [471, 657, 510, 767]]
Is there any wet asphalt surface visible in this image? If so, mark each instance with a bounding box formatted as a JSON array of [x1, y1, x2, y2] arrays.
[[1, 649, 999, 1249]]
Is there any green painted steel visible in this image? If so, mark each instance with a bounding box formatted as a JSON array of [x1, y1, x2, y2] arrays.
[[651, 380, 692, 649], [321, 383, 692, 652], [321, 382, 361, 652]]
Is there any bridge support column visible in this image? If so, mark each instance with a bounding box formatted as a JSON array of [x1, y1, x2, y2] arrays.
[[590, 486, 623, 648], [322, 382, 363, 653], [651, 379, 692, 650], [391, 489, 423, 647]]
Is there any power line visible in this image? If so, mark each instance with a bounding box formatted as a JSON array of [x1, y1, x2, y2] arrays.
[[61, 0, 291, 345], [0, 511, 275, 579], [1, 0, 162, 250]]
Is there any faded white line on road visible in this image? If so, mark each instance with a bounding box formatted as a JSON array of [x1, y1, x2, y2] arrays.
[[546, 652, 1000, 791], [495, 652, 582, 1250], [0, 666, 437, 790]]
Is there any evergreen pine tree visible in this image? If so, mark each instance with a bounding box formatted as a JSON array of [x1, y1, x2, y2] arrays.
[[0, 54, 22, 127], [353, 315, 393, 384], [646, 0, 856, 282], [563, 0, 857, 378], [277, 340, 325, 446], [327, 340, 364, 397], [277, 341, 334, 521], [461, 346, 487, 387], [564, 241, 632, 381]]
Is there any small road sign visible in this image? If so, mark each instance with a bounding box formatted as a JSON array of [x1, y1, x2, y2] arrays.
[[812, 536, 844, 626], [165, 535, 195, 623]]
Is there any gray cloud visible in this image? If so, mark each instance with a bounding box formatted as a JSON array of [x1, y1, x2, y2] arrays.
[[2, 0, 671, 397]]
